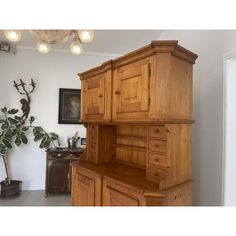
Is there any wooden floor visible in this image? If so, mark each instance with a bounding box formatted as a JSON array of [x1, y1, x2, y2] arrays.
[[0, 190, 71, 206]]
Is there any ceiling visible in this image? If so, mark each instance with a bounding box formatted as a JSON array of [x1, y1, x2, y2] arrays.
[[0, 30, 163, 55]]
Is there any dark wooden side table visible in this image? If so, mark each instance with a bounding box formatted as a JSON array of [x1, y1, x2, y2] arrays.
[[45, 148, 84, 197]]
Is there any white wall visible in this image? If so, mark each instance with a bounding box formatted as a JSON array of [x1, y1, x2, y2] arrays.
[[223, 58, 236, 205], [0, 49, 115, 190]]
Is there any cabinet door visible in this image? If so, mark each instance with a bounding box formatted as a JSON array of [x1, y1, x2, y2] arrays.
[[102, 178, 143, 206], [47, 160, 69, 193], [113, 59, 151, 120], [81, 74, 105, 120], [104, 187, 139, 206], [71, 169, 95, 206]]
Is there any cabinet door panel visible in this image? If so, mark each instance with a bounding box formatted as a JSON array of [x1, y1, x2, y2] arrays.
[[83, 75, 105, 115], [107, 187, 139, 206], [102, 178, 143, 206], [48, 160, 69, 193], [72, 172, 95, 206], [115, 63, 150, 114]]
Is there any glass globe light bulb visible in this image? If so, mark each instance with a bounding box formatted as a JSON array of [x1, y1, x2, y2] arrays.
[[36, 41, 51, 54], [78, 30, 94, 43], [70, 41, 83, 55], [4, 30, 21, 42]]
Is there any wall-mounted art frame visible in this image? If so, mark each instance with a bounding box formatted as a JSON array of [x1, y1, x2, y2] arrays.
[[58, 88, 82, 124]]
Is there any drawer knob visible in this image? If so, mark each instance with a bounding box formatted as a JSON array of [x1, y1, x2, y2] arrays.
[[57, 153, 62, 157], [155, 158, 159, 162], [155, 129, 160, 133], [155, 144, 159, 148], [155, 173, 159, 177], [98, 94, 103, 98], [115, 90, 120, 95]]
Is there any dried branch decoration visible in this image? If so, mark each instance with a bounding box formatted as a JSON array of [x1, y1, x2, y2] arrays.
[[13, 79, 36, 120]]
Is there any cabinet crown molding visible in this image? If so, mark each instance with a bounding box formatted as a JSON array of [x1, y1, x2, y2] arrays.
[[78, 60, 113, 80], [78, 40, 198, 80]]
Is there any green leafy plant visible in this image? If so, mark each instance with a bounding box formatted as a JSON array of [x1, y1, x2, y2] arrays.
[[0, 107, 60, 185]]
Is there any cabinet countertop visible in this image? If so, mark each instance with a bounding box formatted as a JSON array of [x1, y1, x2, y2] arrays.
[[72, 161, 164, 195]]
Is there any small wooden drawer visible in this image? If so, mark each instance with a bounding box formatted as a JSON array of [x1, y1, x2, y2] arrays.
[[149, 126, 167, 139], [147, 166, 168, 183], [148, 153, 169, 168], [148, 140, 167, 153]]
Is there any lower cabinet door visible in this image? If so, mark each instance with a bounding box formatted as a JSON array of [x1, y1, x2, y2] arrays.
[[72, 172, 95, 206], [102, 177, 144, 206], [47, 160, 69, 193], [71, 166, 102, 206], [105, 187, 139, 206]]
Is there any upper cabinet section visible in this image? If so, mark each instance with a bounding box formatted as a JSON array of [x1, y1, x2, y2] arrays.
[[78, 41, 198, 123]]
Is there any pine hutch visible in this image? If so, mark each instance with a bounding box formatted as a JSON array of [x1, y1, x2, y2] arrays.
[[71, 40, 198, 206]]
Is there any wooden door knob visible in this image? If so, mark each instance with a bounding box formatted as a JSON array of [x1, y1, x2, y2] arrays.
[[115, 90, 120, 95]]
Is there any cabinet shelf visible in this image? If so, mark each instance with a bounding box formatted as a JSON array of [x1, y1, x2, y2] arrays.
[[113, 143, 146, 152], [115, 135, 147, 141]]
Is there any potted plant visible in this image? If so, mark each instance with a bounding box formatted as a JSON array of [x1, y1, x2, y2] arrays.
[[0, 107, 59, 198]]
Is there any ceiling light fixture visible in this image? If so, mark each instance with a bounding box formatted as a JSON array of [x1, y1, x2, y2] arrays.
[[3, 30, 94, 55], [70, 30, 83, 55], [4, 30, 21, 42], [36, 41, 51, 54], [78, 30, 94, 43]]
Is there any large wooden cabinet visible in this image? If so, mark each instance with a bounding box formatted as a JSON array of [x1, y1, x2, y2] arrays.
[[72, 40, 198, 206]]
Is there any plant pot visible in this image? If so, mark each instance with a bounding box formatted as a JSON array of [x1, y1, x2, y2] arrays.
[[0, 180, 22, 199]]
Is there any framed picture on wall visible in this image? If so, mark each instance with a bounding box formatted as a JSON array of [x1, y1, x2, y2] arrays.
[[58, 88, 82, 124]]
